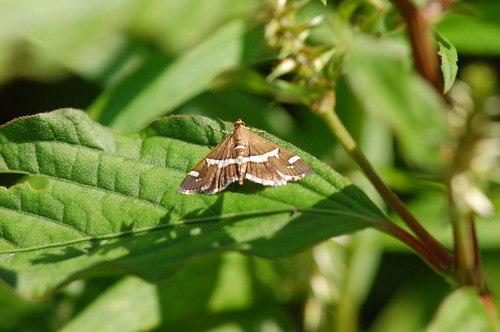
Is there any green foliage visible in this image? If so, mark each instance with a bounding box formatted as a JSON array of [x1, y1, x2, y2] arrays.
[[87, 21, 262, 131], [344, 34, 446, 168], [0, 0, 499, 331], [59, 254, 301, 332], [0, 110, 382, 298], [436, 1, 500, 56]]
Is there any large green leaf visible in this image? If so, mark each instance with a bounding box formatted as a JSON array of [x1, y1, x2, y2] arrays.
[[0, 109, 386, 298]]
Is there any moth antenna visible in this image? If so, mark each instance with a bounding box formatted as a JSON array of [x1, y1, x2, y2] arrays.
[[210, 127, 231, 135], [205, 118, 232, 135], [249, 128, 267, 134], [217, 118, 233, 126]]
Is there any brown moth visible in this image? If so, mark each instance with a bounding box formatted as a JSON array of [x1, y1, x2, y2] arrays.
[[177, 119, 313, 195]]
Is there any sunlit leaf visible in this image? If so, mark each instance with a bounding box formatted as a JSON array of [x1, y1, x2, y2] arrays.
[[0, 109, 386, 298]]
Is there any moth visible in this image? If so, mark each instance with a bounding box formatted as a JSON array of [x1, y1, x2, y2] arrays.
[[177, 119, 313, 195]]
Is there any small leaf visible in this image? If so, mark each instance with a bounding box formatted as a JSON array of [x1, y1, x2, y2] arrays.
[[436, 32, 458, 94], [0, 109, 386, 298], [427, 288, 499, 332]]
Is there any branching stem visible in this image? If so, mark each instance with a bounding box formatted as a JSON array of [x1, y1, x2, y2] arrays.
[[318, 105, 453, 272]]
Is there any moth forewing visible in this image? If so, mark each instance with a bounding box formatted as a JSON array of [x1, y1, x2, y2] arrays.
[[177, 133, 236, 194]]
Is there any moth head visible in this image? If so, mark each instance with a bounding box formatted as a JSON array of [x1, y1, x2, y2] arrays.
[[233, 119, 246, 128]]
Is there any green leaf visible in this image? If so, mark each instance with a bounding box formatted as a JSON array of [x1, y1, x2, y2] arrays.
[[0, 109, 386, 298], [60, 253, 293, 332], [427, 288, 500, 332], [60, 277, 159, 332], [344, 34, 446, 168], [87, 20, 251, 131], [436, 32, 458, 94], [0, 0, 139, 84]]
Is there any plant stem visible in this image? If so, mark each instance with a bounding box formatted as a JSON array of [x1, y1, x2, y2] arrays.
[[372, 218, 447, 274], [318, 103, 453, 271], [392, 0, 493, 296], [480, 293, 500, 330], [449, 192, 490, 294], [451, 209, 475, 283], [391, 0, 443, 93]]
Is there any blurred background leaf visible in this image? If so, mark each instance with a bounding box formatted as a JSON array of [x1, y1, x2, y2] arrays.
[[344, 34, 446, 169], [436, 1, 500, 56], [87, 20, 263, 130]]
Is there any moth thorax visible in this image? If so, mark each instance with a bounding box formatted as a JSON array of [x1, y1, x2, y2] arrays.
[[233, 130, 248, 153]]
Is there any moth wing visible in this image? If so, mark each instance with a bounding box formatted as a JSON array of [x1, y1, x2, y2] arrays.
[[177, 134, 239, 194], [244, 131, 312, 186]]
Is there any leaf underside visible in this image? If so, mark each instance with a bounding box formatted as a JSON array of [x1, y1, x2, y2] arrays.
[[0, 109, 386, 297]]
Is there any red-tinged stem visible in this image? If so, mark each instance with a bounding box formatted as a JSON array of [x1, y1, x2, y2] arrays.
[[391, 0, 443, 93], [480, 294, 500, 330], [371, 218, 447, 274]]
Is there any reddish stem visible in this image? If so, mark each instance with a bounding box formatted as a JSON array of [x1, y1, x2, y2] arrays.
[[372, 219, 448, 274], [391, 0, 443, 93]]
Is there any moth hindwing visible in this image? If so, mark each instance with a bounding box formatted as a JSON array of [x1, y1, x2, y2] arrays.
[[177, 119, 313, 195]]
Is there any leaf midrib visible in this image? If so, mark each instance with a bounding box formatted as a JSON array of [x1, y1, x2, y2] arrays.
[[0, 207, 380, 254]]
